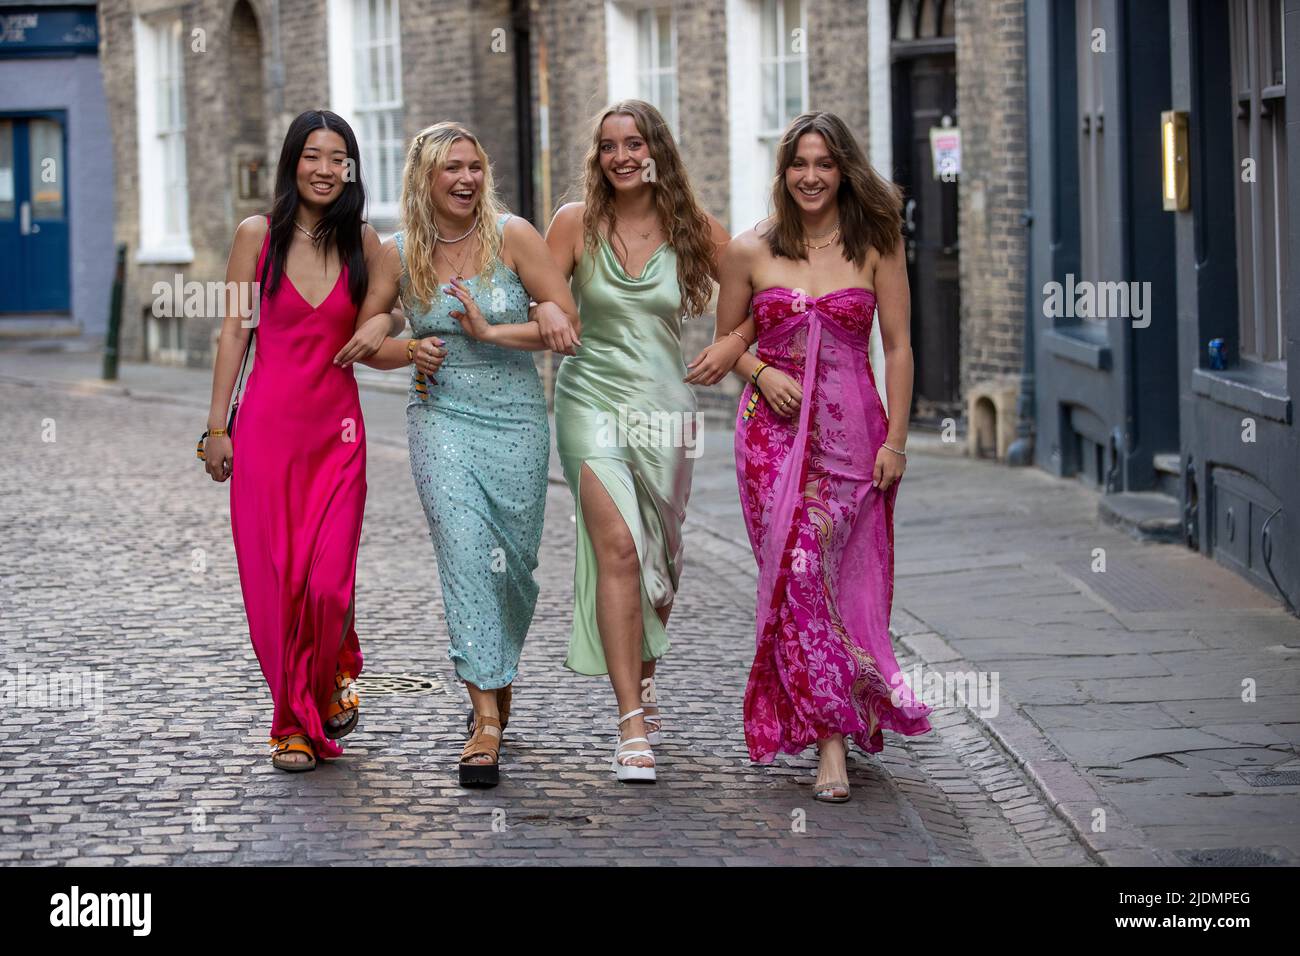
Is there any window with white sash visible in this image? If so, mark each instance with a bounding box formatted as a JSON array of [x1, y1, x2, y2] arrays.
[[606, 3, 679, 136], [329, 0, 404, 225], [134, 15, 191, 261]]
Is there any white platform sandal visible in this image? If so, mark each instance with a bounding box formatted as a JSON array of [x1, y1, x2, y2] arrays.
[[640, 676, 662, 746], [613, 707, 657, 783]]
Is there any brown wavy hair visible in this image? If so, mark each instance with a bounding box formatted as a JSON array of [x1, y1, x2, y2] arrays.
[[766, 111, 903, 268], [579, 100, 717, 317], [399, 122, 505, 312]]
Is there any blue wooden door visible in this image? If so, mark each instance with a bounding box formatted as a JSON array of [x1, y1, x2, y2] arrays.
[[0, 113, 71, 313]]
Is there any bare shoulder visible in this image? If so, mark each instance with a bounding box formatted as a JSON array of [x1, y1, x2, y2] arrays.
[[705, 213, 732, 247], [503, 212, 543, 244], [361, 222, 383, 250], [375, 235, 404, 276], [726, 226, 768, 262], [234, 214, 269, 247], [549, 202, 584, 235]]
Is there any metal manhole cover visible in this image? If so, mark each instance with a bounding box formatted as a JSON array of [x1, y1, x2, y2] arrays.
[[1175, 847, 1282, 867], [1239, 769, 1300, 788], [354, 673, 443, 696]]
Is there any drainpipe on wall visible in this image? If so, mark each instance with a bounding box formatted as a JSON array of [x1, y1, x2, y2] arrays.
[[511, 0, 535, 224]]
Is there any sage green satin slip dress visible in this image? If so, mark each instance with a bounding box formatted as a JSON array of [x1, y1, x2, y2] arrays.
[[554, 236, 698, 674]]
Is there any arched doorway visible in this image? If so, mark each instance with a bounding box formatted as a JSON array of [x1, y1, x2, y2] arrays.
[[229, 1, 267, 223]]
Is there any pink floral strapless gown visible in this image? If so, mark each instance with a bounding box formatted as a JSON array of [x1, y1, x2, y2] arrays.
[[229, 224, 366, 760], [735, 286, 932, 763]]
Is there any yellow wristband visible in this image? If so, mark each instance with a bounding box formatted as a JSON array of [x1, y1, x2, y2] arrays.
[[406, 338, 418, 364], [207, 427, 227, 438]]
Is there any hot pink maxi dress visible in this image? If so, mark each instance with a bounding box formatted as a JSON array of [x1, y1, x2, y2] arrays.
[[735, 286, 932, 763], [230, 223, 366, 760]]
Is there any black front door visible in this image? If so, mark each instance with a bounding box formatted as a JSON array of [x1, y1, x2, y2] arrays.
[[892, 52, 961, 420]]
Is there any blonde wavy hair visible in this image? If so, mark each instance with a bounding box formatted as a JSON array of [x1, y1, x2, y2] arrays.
[[399, 121, 505, 311], [579, 100, 717, 318]]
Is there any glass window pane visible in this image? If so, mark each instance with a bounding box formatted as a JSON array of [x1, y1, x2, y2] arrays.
[[0, 120, 13, 220], [761, 63, 779, 130], [919, 0, 938, 38], [658, 10, 673, 67], [29, 119, 65, 220], [784, 58, 803, 120], [1270, 0, 1284, 87], [761, 0, 777, 57], [784, 0, 802, 54], [638, 8, 653, 74]]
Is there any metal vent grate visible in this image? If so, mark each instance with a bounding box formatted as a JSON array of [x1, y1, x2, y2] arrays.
[[354, 673, 443, 696], [1239, 769, 1300, 788]]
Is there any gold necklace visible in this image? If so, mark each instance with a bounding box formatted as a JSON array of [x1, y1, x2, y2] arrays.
[[439, 233, 477, 279], [294, 219, 320, 242], [805, 224, 841, 251], [616, 214, 658, 242]]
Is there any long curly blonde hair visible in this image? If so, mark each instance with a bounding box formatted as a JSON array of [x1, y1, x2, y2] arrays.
[[579, 100, 717, 318], [399, 122, 505, 311]]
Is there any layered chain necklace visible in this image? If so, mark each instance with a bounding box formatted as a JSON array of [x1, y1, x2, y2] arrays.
[[435, 215, 479, 278], [805, 221, 840, 251]]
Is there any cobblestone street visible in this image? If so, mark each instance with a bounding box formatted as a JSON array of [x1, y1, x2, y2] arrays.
[[0, 373, 1092, 866]]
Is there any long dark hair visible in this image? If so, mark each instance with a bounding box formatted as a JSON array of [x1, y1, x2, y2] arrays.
[[261, 109, 368, 306], [767, 111, 902, 269]]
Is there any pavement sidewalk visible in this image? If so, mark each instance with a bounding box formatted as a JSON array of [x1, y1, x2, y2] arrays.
[[4, 348, 1298, 865]]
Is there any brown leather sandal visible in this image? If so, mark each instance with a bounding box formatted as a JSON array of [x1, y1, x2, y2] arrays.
[[464, 684, 511, 737], [324, 671, 359, 740], [270, 734, 316, 773], [458, 715, 502, 788]]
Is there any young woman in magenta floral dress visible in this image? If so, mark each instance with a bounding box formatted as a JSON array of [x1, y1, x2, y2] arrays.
[[710, 112, 933, 802]]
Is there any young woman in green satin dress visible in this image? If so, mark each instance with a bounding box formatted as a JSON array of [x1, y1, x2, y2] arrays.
[[536, 100, 752, 783]]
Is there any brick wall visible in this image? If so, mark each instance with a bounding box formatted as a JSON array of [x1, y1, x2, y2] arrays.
[[954, 0, 1028, 395]]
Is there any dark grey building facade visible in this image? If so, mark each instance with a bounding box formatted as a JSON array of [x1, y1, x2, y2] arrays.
[[1024, 0, 1298, 608]]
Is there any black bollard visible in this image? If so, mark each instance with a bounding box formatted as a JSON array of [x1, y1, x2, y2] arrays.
[[101, 243, 126, 381]]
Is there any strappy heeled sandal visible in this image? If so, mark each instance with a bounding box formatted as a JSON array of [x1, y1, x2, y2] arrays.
[[459, 714, 502, 788], [269, 734, 316, 773], [465, 684, 511, 737], [813, 739, 850, 803], [612, 707, 656, 784], [324, 671, 360, 740], [640, 676, 662, 746], [813, 779, 851, 803]]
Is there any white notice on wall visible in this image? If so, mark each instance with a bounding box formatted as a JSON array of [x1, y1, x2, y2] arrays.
[[930, 126, 961, 180]]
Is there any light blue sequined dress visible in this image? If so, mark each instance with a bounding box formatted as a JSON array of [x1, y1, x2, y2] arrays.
[[397, 214, 549, 690]]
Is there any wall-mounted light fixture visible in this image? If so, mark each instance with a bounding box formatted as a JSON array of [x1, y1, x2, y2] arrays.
[[1161, 110, 1189, 211]]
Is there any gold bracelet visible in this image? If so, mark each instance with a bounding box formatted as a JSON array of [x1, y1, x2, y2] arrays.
[[882, 442, 906, 457], [727, 330, 750, 346], [406, 338, 419, 364], [207, 427, 227, 438]]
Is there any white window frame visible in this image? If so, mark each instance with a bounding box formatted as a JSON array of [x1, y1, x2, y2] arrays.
[[727, 0, 808, 233], [134, 14, 192, 263], [605, 1, 679, 136], [328, 0, 404, 225]]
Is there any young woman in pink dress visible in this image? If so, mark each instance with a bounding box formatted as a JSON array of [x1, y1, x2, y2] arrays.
[[710, 111, 933, 802], [202, 110, 400, 772]]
